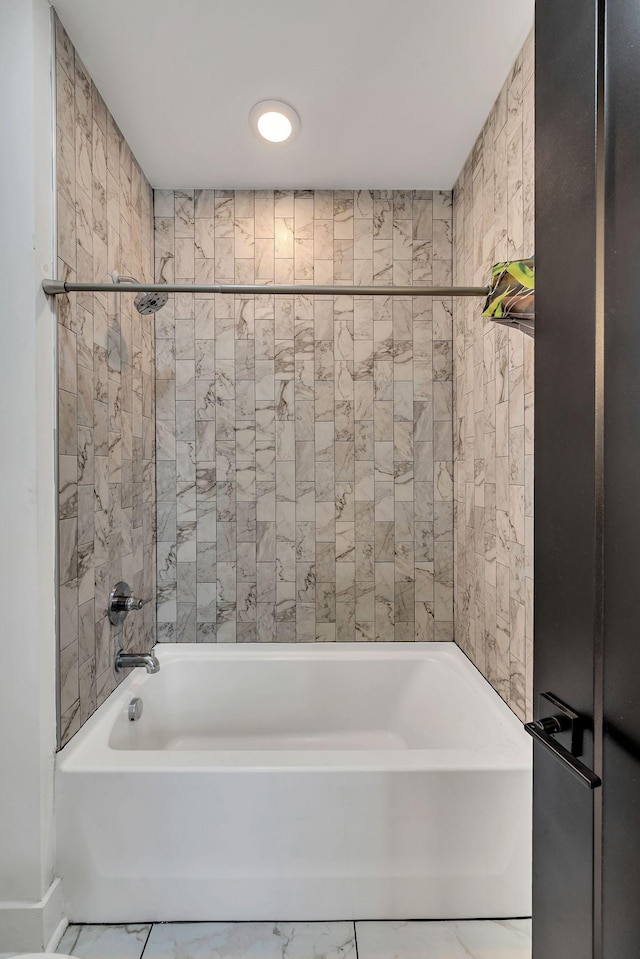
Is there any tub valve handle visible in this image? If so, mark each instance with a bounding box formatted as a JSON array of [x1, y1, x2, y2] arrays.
[[122, 596, 152, 611], [108, 581, 153, 626]]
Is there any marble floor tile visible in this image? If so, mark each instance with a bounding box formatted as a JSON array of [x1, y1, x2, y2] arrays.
[[143, 922, 356, 959], [57, 923, 151, 959], [355, 920, 531, 959]]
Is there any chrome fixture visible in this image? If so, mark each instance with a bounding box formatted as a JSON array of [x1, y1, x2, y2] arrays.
[[42, 278, 489, 298], [115, 650, 160, 674], [108, 580, 153, 626], [128, 697, 144, 722], [112, 269, 168, 315]]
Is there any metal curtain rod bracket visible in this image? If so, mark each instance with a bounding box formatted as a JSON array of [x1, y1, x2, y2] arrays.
[[42, 279, 489, 298]]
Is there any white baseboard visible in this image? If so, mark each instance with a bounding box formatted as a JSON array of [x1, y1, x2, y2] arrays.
[[46, 914, 68, 953], [0, 877, 65, 954]]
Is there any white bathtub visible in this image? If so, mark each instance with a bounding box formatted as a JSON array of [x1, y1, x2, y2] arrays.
[[55, 643, 532, 922]]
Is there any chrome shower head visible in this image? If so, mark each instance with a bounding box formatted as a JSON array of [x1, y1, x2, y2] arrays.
[[111, 271, 168, 315], [133, 289, 169, 314]]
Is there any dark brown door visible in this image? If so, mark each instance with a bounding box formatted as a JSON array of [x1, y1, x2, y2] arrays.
[[602, 0, 640, 955], [535, 1, 640, 956], [534, 2, 600, 957]]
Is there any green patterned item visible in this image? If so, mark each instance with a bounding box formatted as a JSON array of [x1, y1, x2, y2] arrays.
[[483, 257, 535, 335]]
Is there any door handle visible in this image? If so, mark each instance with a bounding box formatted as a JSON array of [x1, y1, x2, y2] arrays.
[[524, 692, 602, 790]]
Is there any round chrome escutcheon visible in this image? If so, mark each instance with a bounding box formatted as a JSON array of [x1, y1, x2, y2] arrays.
[[128, 697, 143, 722]]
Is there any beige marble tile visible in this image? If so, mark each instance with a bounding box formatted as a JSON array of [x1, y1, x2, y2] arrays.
[[152, 157, 457, 657], [356, 920, 530, 959], [55, 14, 155, 745], [452, 29, 534, 720]]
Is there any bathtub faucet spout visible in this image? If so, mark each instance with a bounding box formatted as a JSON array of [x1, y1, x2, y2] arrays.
[[115, 650, 160, 674]]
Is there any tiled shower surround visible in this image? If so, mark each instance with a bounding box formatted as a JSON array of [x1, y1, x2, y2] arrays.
[[452, 30, 534, 720], [153, 190, 455, 643], [55, 17, 156, 745], [54, 10, 534, 739]]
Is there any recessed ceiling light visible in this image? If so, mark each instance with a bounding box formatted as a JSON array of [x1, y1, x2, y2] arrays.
[[249, 100, 300, 144]]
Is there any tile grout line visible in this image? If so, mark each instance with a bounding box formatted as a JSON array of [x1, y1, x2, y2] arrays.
[[139, 922, 154, 959]]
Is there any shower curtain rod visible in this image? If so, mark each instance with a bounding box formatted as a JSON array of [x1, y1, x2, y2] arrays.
[[42, 279, 489, 298]]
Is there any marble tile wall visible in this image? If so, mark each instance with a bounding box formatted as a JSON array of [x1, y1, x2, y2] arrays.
[[451, 30, 534, 720], [153, 190, 454, 643], [55, 16, 155, 746]]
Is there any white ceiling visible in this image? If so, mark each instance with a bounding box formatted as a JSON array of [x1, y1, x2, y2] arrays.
[[52, 0, 534, 190]]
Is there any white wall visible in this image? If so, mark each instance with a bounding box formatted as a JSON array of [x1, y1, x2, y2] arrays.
[[0, 0, 62, 950]]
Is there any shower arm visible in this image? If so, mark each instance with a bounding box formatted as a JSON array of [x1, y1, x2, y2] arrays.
[[42, 279, 489, 298]]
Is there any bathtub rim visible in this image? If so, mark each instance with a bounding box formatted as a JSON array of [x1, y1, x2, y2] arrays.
[[56, 642, 532, 774]]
